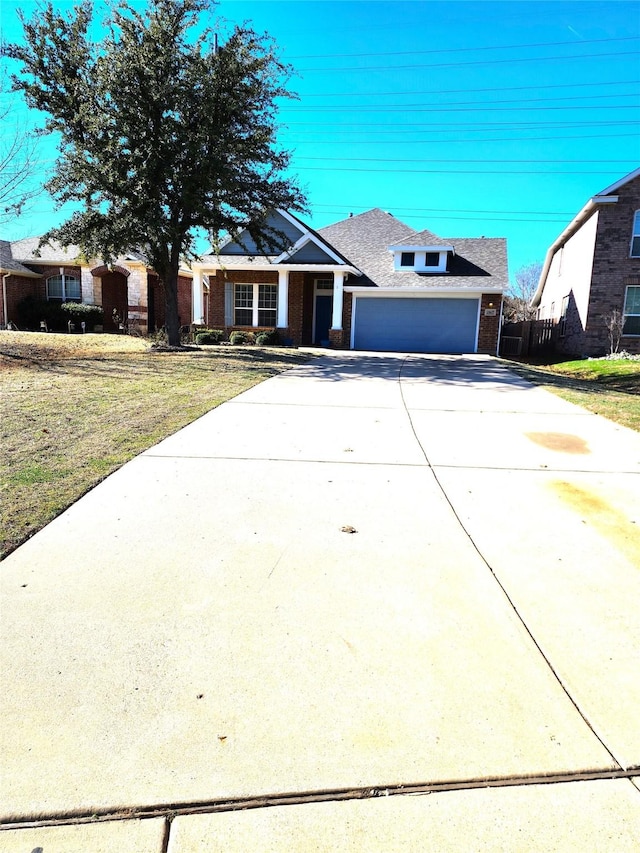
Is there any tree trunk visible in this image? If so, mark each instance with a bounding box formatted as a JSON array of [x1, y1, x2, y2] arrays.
[[162, 260, 181, 347]]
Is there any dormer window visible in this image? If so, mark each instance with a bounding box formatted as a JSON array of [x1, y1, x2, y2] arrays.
[[389, 244, 454, 273]]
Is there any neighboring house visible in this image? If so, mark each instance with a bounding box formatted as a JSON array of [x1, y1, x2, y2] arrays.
[[0, 238, 195, 333], [191, 208, 507, 354], [531, 167, 640, 357]]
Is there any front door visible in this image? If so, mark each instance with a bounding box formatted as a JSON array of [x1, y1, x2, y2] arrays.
[[313, 279, 334, 346], [101, 271, 128, 331]]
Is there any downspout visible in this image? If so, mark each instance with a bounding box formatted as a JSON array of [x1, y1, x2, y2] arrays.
[[2, 273, 9, 329], [496, 294, 505, 356]]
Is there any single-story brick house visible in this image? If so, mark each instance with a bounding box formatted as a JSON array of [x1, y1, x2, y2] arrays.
[[0, 238, 195, 333], [191, 208, 507, 354], [531, 167, 640, 357]]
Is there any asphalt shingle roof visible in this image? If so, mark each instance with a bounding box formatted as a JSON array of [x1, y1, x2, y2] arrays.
[[0, 240, 43, 276], [318, 208, 508, 290]]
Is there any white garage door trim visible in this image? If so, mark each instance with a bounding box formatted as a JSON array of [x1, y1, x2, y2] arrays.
[[351, 292, 481, 353]]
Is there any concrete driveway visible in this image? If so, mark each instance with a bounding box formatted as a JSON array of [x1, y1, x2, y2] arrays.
[[1, 352, 639, 851]]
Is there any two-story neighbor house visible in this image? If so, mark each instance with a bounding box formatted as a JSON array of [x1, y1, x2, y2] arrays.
[[191, 207, 507, 354], [531, 167, 640, 357]]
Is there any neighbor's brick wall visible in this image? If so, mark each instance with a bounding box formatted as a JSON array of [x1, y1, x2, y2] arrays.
[[1, 275, 44, 326], [147, 274, 193, 331], [477, 294, 501, 354], [582, 173, 640, 355]]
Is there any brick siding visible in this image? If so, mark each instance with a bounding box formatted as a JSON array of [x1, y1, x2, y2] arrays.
[[477, 293, 501, 354]]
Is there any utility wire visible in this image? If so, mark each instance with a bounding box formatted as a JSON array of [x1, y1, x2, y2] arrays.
[[296, 49, 640, 73], [285, 34, 640, 60], [299, 79, 640, 98], [296, 158, 637, 165], [282, 93, 640, 111]]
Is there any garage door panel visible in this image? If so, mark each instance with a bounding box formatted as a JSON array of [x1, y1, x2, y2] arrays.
[[354, 297, 478, 353]]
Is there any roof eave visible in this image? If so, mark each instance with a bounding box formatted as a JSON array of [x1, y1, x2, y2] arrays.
[[531, 195, 618, 308]]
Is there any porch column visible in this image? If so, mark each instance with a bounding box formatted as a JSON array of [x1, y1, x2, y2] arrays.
[[331, 270, 345, 329], [192, 269, 204, 325], [277, 269, 289, 328]]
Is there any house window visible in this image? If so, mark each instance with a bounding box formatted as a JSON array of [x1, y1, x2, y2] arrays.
[[424, 252, 440, 267], [46, 274, 81, 302], [623, 286, 640, 335], [559, 295, 569, 336], [234, 283, 277, 327], [631, 211, 640, 257], [258, 284, 277, 326], [400, 252, 415, 267]]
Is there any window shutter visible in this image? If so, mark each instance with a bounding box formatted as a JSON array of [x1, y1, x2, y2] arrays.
[[224, 282, 233, 325]]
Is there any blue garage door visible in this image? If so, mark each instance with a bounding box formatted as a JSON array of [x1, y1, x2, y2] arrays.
[[354, 297, 479, 353]]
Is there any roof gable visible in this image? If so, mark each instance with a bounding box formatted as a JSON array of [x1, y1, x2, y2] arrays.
[[218, 209, 305, 256], [596, 166, 640, 197]]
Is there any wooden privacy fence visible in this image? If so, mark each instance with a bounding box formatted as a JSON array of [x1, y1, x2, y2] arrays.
[[500, 319, 557, 358]]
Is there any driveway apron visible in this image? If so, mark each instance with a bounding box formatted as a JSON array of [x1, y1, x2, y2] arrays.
[[1, 352, 639, 845]]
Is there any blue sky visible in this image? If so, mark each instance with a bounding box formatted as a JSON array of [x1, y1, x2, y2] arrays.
[[1, 0, 639, 277]]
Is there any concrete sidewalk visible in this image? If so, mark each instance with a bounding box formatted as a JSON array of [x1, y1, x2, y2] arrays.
[[1, 352, 639, 850]]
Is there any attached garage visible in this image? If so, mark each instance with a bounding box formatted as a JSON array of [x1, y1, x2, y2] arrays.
[[352, 295, 480, 353]]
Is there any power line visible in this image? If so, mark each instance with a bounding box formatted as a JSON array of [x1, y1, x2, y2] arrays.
[[287, 132, 639, 144], [282, 102, 640, 114], [312, 211, 569, 224], [286, 35, 640, 60], [310, 203, 577, 214], [298, 79, 640, 98], [296, 158, 637, 165], [282, 92, 640, 112], [296, 167, 629, 175], [296, 49, 640, 73]]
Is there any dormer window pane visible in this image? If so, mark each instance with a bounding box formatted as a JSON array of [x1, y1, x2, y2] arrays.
[[400, 252, 415, 267], [425, 252, 440, 267]]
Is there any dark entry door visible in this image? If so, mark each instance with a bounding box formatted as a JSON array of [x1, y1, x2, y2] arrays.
[[314, 295, 332, 345], [101, 272, 128, 331]]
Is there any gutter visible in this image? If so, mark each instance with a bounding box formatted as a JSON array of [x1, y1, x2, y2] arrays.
[[2, 273, 8, 328]]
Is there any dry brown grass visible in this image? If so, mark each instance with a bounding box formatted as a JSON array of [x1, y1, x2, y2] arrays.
[[1, 332, 309, 558]]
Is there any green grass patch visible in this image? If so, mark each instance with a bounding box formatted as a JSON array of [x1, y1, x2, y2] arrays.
[[502, 357, 640, 433], [1, 333, 309, 559]]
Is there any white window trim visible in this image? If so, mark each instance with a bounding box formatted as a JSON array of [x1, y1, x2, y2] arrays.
[[630, 210, 640, 258], [234, 282, 278, 327], [623, 285, 640, 336], [46, 272, 81, 302], [390, 249, 450, 273]]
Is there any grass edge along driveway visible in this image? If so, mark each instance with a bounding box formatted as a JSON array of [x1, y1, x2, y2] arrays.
[[0, 332, 309, 560], [500, 356, 640, 434]]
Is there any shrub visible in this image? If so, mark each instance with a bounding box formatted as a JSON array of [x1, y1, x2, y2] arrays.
[[16, 296, 105, 332], [196, 330, 225, 345], [61, 302, 104, 331], [17, 295, 65, 331], [255, 329, 280, 346], [230, 330, 255, 345]]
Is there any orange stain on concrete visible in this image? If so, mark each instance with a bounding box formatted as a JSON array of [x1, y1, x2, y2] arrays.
[[526, 432, 590, 454]]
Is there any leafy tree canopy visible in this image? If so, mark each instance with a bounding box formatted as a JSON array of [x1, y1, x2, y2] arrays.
[[7, 0, 306, 343]]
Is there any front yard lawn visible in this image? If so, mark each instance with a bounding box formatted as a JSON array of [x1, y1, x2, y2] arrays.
[[1, 332, 309, 559], [502, 356, 640, 433]]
